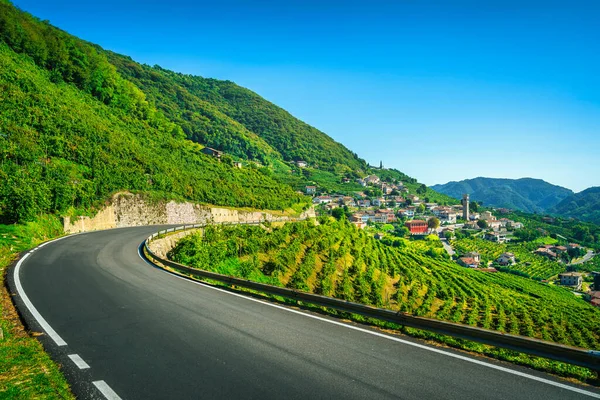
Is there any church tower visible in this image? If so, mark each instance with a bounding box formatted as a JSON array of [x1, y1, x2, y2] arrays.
[[462, 194, 470, 220]]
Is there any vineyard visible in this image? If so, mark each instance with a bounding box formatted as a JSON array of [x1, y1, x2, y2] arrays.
[[169, 219, 600, 354], [452, 238, 566, 280]]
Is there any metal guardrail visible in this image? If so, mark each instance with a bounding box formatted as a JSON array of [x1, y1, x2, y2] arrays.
[[144, 223, 600, 374]]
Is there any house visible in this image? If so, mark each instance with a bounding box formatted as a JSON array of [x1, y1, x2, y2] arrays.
[[407, 194, 420, 202], [398, 209, 414, 218], [381, 185, 393, 195], [391, 195, 405, 203], [508, 221, 524, 229], [356, 178, 367, 187], [558, 272, 582, 290], [484, 231, 507, 243], [312, 196, 332, 204], [496, 252, 516, 266], [552, 245, 568, 254], [351, 213, 370, 224], [305, 186, 317, 195], [357, 199, 371, 208], [371, 213, 388, 223], [488, 220, 502, 230], [464, 251, 481, 263], [593, 272, 600, 291], [364, 175, 381, 185], [439, 211, 457, 224], [458, 257, 480, 268], [586, 291, 600, 307], [477, 267, 498, 273], [469, 213, 481, 221], [342, 197, 356, 207], [201, 147, 222, 158], [425, 203, 439, 211], [374, 233, 385, 240], [296, 160, 308, 168], [480, 211, 496, 221], [496, 208, 512, 214], [535, 247, 557, 259], [405, 220, 428, 235], [372, 198, 386, 207], [233, 161, 243, 168], [464, 221, 479, 229], [432, 206, 452, 217], [377, 209, 397, 222]]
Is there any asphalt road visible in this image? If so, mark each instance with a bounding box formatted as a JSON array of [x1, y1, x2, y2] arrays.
[[9, 226, 600, 400]]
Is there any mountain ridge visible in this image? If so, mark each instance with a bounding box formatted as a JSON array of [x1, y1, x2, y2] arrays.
[[550, 186, 600, 224], [431, 177, 574, 213]]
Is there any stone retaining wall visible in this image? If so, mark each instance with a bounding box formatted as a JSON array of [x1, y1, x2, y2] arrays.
[[63, 192, 315, 234]]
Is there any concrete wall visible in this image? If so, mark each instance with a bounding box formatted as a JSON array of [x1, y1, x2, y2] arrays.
[[63, 192, 315, 234]]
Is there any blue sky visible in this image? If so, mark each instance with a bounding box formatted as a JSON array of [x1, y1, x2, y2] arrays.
[[13, 0, 600, 192]]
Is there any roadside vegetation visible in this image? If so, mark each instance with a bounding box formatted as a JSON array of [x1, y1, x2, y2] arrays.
[[168, 218, 600, 382], [0, 216, 73, 399]]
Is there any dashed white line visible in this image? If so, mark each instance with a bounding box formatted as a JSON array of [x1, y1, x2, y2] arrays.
[[93, 381, 122, 400], [13, 253, 67, 346], [140, 247, 600, 399], [68, 354, 90, 369]]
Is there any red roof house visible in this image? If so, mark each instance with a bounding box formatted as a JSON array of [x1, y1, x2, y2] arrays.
[[405, 220, 428, 235]]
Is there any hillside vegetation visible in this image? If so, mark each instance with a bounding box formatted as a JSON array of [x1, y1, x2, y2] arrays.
[[432, 177, 573, 213], [0, 2, 306, 223], [107, 52, 368, 173], [551, 187, 600, 225]]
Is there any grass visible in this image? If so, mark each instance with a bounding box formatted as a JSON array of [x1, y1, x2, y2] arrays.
[[0, 215, 74, 399]]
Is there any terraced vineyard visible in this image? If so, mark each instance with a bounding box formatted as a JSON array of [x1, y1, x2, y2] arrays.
[[169, 219, 600, 352], [452, 238, 566, 280]]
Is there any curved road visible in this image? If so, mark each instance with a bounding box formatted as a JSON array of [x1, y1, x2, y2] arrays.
[[9, 226, 600, 399]]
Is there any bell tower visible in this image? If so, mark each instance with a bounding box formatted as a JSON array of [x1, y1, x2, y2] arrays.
[[462, 194, 470, 221]]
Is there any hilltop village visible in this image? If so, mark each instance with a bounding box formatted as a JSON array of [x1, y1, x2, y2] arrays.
[[307, 171, 599, 304]]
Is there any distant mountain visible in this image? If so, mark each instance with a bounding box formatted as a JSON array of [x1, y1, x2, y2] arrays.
[[431, 177, 573, 213], [550, 187, 600, 224]]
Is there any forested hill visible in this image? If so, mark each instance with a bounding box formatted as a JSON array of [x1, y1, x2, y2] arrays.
[[431, 177, 573, 213], [551, 187, 600, 225], [106, 52, 368, 173], [0, 1, 306, 223]]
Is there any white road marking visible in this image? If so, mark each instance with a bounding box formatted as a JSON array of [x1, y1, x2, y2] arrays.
[[140, 248, 600, 399], [68, 354, 90, 369], [93, 381, 122, 400], [13, 253, 67, 346]]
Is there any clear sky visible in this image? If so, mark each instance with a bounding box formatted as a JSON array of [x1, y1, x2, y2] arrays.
[[12, 0, 600, 192]]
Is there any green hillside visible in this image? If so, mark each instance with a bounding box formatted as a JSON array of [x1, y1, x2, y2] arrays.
[[551, 187, 600, 225], [431, 177, 573, 213], [106, 52, 368, 173], [0, 1, 306, 223]]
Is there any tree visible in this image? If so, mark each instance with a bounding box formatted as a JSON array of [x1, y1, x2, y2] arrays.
[[394, 226, 410, 237], [416, 184, 427, 195], [331, 206, 351, 221], [428, 217, 440, 231], [470, 201, 479, 212], [444, 230, 455, 240], [417, 203, 426, 214], [477, 219, 488, 229]]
